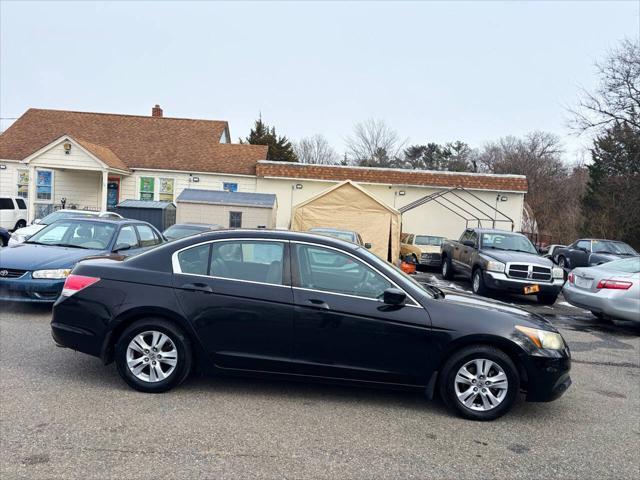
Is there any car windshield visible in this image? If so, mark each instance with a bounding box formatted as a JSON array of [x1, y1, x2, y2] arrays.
[[310, 229, 356, 243], [27, 220, 116, 250], [164, 225, 209, 240], [592, 240, 637, 255], [415, 235, 445, 246], [480, 233, 537, 254], [40, 210, 96, 225], [601, 257, 640, 273]]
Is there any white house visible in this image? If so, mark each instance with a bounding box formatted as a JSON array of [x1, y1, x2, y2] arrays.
[[0, 106, 528, 239]]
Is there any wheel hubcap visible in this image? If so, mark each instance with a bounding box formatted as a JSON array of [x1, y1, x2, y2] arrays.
[[473, 273, 480, 292], [126, 331, 178, 383], [454, 358, 508, 411]]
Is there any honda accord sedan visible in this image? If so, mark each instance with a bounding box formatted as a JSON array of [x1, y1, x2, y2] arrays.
[[51, 230, 571, 421]]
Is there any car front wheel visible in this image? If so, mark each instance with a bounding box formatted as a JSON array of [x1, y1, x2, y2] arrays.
[[439, 345, 520, 421], [115, 318, 193, 393], [442, 256, 453, 280], [472, 269, 489, 296]]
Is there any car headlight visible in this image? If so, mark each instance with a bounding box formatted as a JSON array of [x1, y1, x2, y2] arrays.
[[32, 269, 72, 279], [516, 325, 565, 350], [552, 267, 564, 279], [486, 260, 506, 273]]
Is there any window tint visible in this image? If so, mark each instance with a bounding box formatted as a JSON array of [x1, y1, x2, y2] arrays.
[[229, 211, 242, 228], [177, 244, 211, 275], [294, 244, 392, 299], [115, 226, 139, 249], [15, 199, 26, 209], [0, 198, 14, 210], [210, 241, 284, 285], [137, 225, 160, 247]]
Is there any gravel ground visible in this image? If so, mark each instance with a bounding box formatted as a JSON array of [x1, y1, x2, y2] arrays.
[[1, 279, 639, 479]]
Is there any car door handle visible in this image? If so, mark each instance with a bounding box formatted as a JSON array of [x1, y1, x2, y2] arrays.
[[181, 282, 213, 293], [308, 299, 330, 310]]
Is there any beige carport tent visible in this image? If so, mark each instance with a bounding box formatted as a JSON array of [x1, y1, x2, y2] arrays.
[[291, 180, 401, 262]]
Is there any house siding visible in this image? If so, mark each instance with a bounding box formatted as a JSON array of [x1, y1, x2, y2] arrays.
[[0, 161, 22, 197], [53, 170, 102, 209], [29, 141, 105, 171]]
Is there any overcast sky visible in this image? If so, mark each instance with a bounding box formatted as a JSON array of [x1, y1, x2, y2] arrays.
[[1, 1, 638, 162]]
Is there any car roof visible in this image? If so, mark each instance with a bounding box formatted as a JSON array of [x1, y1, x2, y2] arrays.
[[168, 223, 222, 228], [56, 217, 148, 226], [470, 228, 524, 235], [309, 227, 357, 234]]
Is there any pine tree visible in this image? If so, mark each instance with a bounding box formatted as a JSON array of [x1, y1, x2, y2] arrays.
[[243, 117, 298, 162], [581, 122, 640, 249]]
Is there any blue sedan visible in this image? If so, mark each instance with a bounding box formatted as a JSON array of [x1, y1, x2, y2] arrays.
[[0, 218, 164, 302]]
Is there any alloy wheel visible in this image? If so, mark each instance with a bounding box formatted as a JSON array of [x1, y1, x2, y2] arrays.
[[473, 272, 480, 292], [454, 358, 509, 411], [126, 330, 178, 383]]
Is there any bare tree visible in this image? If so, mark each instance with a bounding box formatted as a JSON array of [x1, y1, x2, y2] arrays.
[[477, 132, 587, 244], [294, 134, 339, 165], [345, 119, 406, 167], [570, 39, 640, 133]]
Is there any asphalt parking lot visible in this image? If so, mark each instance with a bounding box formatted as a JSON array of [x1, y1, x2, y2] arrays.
[[1, 272, 639, 479]]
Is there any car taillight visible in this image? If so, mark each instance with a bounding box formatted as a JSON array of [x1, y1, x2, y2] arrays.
[[61, 274, 100, 297], [568, 272, 575, 284], [596, 279, 633, 290]]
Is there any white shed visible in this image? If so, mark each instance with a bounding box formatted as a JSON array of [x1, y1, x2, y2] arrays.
[[176, 188, 277, 229]]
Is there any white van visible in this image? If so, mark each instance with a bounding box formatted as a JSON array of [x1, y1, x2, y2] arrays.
[[0, 197, 28, 231]]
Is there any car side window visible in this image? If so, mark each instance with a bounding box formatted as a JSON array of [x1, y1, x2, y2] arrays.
[[177, 244, 211, 275], [460, 231, 471, 243], [209, 241, 285, 285], [136, 225, 160, 247], [576, 240, 591, 251], [0, 198, 14, 210], [115, 226, 139, 249], [469, 232, 478, 247], [408, 235, 414, 244], [294, 244, 392, 300], [16, 199, 27, 209]]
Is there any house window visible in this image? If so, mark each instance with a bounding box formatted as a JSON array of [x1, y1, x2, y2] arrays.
[[229, 211, 242, 228], [159, 178, 175, 202], [223, 182, 238, 192], [17, 170, 29, 199], [36, 170, 53, 201], [139, 177, 155, 201]]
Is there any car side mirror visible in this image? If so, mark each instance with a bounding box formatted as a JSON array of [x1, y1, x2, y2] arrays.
[[33, 218, 41, 225], [383, 288, 406, 306], [364, 242, 372, 249], [462, 240, 475, 248], [113, 243, 131, 252]]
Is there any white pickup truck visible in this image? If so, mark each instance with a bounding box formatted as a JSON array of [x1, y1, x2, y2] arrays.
[[0, 197, 28, 231]]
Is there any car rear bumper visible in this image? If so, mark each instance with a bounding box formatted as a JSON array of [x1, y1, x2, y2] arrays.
[[484, 271, 563, 295], [563, 283, 640, 322], [51, 296, 105, 358], [0, 276, 63, 303]]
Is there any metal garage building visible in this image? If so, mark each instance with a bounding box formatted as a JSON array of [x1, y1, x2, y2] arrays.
[[176, 188, 277, 229]]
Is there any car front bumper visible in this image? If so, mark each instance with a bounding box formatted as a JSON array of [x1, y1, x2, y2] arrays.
[[563, 283, 640, 322], [0, 274, 64, 303], [419, 253, 442, 266], [484, 271, 564, 295], [521, 351, 572, 402]]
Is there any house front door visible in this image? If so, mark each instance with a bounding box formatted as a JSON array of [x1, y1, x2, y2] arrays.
[[107, 178, 120, 209]]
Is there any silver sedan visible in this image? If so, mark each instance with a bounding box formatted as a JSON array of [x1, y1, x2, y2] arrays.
[[563, 257, 640, 323]]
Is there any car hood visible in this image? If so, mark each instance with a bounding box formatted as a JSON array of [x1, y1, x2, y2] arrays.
[[437, 288, 556, 331], [0, 243, 108, 270], [481, 249, 552, 266], [592, 253, 636, 261], [12, 224, 45, 238]]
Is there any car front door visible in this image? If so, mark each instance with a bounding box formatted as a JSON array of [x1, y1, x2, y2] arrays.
[[458, 230, 478, 276], [290, 242, 432, 385], [570, 240, 591, 268], [172, 239, 295, 372]]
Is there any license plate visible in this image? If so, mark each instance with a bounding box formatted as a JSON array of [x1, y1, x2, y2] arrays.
[[524, 284, 540, 295], [575, 276, 592, 289]]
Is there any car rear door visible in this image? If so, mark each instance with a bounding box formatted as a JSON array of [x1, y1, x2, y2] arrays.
[[0, 198, 16, 230], [289, 242, 432, 385], [172, 239, 295, 372], [570, 240, 591, 268]]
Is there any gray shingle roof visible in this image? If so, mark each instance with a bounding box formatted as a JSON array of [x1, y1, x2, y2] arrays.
[[116, 199, 176, 209], [176, 189, 277, 208]]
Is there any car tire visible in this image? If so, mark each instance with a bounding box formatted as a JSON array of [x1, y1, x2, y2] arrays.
[[442, 255, 454, 280], [472, 268, 489, 296], [537, 294, 558, 305], [14, 220, 26, 231], [557, 256, 568, 270], [115, 318, 193, 393], [439, 345, 520, 421]]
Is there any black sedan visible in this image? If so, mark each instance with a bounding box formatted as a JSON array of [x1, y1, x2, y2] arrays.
[[51, 230, 571, 421], [554, 238, 638, 270]]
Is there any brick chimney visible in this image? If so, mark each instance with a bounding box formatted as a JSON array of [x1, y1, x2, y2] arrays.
[[152, 104, 163, 117]]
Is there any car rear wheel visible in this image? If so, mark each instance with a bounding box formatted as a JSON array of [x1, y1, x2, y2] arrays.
[[14, 220, 26, 231], [557, 256, 567, 269], [442, 256, 453, 280], [439, 345, 520, 421], [115, 318, 192, 393]]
